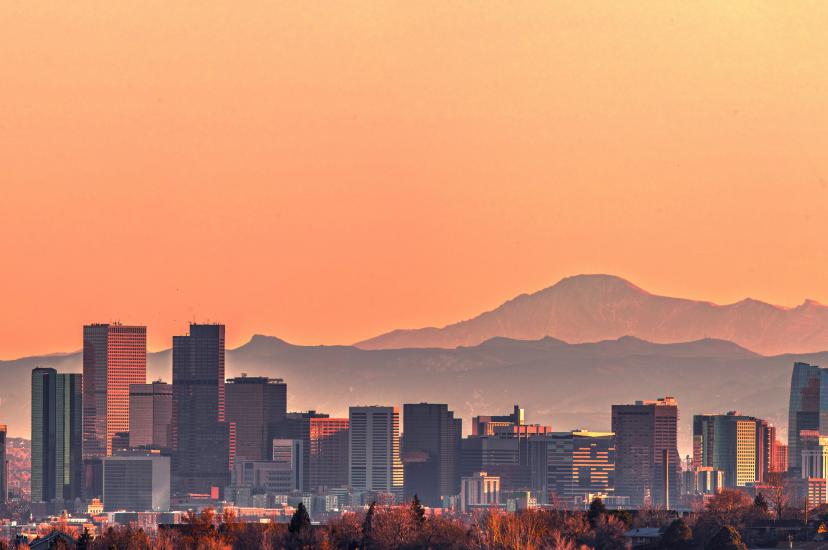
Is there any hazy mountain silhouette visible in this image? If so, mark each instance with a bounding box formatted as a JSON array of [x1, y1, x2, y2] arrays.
[[356, 274, 828, 355], [1, 334, 821, 455]]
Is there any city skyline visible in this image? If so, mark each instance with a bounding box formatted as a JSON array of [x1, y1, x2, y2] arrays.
[[4, 1, 827, 546]]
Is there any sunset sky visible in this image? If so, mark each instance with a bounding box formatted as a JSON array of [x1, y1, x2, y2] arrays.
[[2, 2, 828, 358]]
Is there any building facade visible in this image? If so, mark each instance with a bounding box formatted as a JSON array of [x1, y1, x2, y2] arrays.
[[529, 430, 615, 505], [788, 362, 821, 472], [31, 368, 83, 504], [0, 425, 6, 505], [226, 376, 287, 461], [309, 417, 350, 492], [460, 472, 501, 512], [83, 324, 147, 458], [268, 411, 330, 492], [172, 324, 232, 495], [693, 412, 772, 488], [349, 406, 403, 500], [102, 453, 171, 512], [402, 403, 461, 507], [129, 381, 172, 450], [611, 397, 679, 508]]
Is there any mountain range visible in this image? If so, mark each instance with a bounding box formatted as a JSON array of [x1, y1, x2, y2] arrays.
[[356, 274, 828, 355], [0, 334, 819, 456], [3, 273, 826, 455]]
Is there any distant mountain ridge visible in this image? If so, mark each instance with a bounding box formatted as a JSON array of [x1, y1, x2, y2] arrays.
[[355, 274, 828, 355], [1, 333, 822, 456]]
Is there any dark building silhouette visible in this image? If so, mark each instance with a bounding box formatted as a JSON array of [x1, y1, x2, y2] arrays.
[[31, 368, 83, 504], [0, 425, 6, 505], [309, 417, 349, 492], [460, 435, 530, 492], [402, 403, 461, 507], [788, 362, 821, 473], [172, 324, 232, 495], [226, 376, 287, 461], [612, 396, 679, 508], [129, 381, 173, 450], [268, 411, 329, 492]]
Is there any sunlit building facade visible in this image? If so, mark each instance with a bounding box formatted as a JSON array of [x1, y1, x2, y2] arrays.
[[349, 406, 403, 500], [309, 417, 350, 492], [83, 324, 147, 458], [529, 430, 615, 505], [612, 397, 679, 508]]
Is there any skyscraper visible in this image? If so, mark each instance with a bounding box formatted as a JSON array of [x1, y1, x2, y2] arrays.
[[349, 406, 403, 500], [129, 381, 172, 450], [693, 412, 772, 488], [0, 425, 6, 505], [402, 403, 461, 507], [460, 435, 527, 491], [529, 430, 615, 506], [788, 362, 821, 472], [83, 324, 147, 458], [226, 376, 287, 461], [309, 417, 350, 492], [172, 324, 232, 495], [31, 368, 83, 504], [612, 396, 679, 508], [268, 410, 331, 492], [102, 452, 171, 512]]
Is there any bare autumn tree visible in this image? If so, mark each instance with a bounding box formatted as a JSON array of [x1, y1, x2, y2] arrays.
[[765, 472, 792, 519]]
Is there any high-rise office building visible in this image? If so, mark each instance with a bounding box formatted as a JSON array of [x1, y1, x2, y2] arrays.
[[693, 412, 773, 487], [129, 381, 172, 450], [529, 430, 615, 505], [460, 435, 530, 491], [31, 368, 83, 503], [268, 411, 329, 492], [771, 440, 789, 473], [226, 376, 287, 461], [102, 452, 171, 512], [309, 417, 350, 492], [83, 324, 147, 458], [612, 396, 679, 508], [788, 362, 821, 472], [172, 324, 232, 495], [402, 403, 461, 507], [0, 425, 6, 505], [349, 406, 403, 500]]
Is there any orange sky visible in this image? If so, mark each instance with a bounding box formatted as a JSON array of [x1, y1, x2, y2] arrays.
[[2, 2, 828, 358]]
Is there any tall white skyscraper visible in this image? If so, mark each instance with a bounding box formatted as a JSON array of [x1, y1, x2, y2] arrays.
[[349, 406, 403, 500]]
